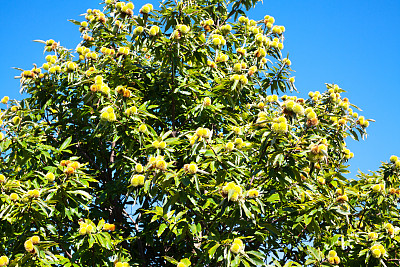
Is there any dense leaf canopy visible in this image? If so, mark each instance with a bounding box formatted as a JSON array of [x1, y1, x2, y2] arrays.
[[0, 0, 399, 266]]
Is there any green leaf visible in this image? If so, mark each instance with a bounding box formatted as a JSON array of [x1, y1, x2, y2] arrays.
[[181, 258, 191, 265], [241, 202, 252, 218], [231, 255, 240, 267], [267, 193, 280, 203], [307, 245, 321, 261], [88, 235, 95, 248], [209, 243, 220, 259], [68, 19, 82, 26], [158, 223, 167, 237], [163, 256, 178, 265], [67, 190, 92, 200], [246, 250, 264, 260], [59, 136, 72, 151]]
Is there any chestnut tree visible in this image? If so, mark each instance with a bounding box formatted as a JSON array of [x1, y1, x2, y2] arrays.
[[0, 0, 399, 266]]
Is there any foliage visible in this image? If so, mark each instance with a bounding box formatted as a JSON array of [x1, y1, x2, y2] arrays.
[[0, 0, 399, 266]]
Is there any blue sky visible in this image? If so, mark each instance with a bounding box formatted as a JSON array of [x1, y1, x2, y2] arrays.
[[1, 0, 399, 177]]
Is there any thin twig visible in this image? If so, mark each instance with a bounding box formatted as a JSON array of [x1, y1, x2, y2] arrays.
[[123, 209, 145, 263]]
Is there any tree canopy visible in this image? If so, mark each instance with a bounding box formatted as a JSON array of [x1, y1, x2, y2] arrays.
[[0, 0, 399, 266]]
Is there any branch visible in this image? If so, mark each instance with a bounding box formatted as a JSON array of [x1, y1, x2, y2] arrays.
[[265, 62, 286, 90], [222, 0, 244, 25], [205, 138, 227, 169], [110, 141, 116, 164], [75, 143, 101, 171], [357, 203, 368, 229], [123, 209, 145, 263], [58, 242, 73, 260]]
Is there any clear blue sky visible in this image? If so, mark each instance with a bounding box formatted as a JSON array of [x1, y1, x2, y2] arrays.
[[1, 0, 399, 177]]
